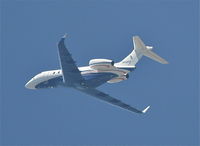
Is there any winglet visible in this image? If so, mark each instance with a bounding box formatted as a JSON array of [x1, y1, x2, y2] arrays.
[[142, 105, 150, 113], [62, 33, 67, 39]]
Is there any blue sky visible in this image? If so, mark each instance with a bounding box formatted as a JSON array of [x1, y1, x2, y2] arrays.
[[1, 0, 199, 145]]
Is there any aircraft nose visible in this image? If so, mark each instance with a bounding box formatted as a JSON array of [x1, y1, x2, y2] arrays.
[[25, 79, 35, 89]]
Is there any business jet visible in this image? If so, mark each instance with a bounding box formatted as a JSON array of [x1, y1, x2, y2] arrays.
[[25, 35, 168, 114]]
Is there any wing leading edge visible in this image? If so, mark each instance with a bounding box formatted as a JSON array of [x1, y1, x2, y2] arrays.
[[57, 35, 84, 86], [75, 88, 150, 114]]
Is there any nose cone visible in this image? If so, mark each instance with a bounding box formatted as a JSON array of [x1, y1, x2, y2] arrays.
[[25, 79, 36, 89]]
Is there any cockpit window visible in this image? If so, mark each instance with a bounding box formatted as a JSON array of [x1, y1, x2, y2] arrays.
[[53, 72, 55, 74], [58, 71, 60, 74]]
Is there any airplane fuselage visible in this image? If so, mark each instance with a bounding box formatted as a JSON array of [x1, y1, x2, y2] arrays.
[[25, 65, 134, 89]]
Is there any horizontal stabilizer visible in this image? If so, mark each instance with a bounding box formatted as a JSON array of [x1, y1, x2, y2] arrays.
[[134, 36, 168, 64], [143, 50, 169, 64]]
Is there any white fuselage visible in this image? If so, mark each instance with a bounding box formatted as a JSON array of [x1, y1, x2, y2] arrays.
[[25, 64, 134, 89]]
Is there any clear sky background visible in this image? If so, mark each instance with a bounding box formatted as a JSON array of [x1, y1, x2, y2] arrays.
[[0, 0, 199, 145]]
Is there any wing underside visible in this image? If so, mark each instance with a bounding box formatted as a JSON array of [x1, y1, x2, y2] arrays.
[[75, 88, 150, 114], [82, 72, 117, 88], [57, 35, 84, 85]]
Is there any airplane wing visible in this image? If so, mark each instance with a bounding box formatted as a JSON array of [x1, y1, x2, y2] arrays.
[[75, 88, 150, 114], [58, 35, 84, 85]]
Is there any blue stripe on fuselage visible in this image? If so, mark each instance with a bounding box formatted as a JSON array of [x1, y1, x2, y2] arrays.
[[82, 72, 116, 80], [35, 72, 117, 89]]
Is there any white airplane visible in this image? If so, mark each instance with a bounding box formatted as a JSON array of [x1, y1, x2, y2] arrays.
[[25, 35, 168, 114]]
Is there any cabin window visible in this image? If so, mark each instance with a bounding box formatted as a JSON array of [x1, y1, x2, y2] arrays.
[[58, 71, 60, 74], [53, 72, 55, 74]]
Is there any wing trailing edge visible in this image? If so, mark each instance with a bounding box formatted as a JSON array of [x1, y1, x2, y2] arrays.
[[75, 87, 150, 114]]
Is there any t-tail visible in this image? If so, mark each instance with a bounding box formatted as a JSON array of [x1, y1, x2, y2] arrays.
[[115, 36, 168, 67]]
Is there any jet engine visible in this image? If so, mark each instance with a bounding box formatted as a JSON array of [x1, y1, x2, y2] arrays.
[[107, 74, 129, 83], [89, 59, 114, 70]]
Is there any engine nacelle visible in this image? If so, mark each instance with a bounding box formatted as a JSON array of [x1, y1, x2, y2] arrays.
[[89, 59, 114, 70], [107, 74, 129, 83]]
